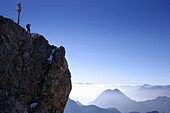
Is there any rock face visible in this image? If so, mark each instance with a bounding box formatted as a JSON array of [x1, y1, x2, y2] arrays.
[[0, 16, 71, 113]]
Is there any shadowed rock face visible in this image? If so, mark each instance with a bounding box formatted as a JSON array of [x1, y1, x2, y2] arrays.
[[0, 16, 72, 113]]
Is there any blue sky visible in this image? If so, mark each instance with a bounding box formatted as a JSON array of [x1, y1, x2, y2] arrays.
[[1, 0, 170, 85]]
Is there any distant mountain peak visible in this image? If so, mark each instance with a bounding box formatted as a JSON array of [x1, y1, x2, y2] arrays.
[[143, 84, 151, 86], [113, 88, 121, 92], [156, 96, 169, 100], [141, 84, 151, 88], [90, 88, 136, 113], [90, 87, 170, 113], [76, 100, 83, 106], [104, 89, 114, 93], [104, 89, 121, 92]]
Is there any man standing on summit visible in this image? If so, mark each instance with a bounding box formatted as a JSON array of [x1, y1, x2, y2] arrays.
[[26, 24, 31, 33]]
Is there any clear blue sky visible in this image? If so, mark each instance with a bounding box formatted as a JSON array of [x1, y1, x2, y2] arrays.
[[1, 0, 170, 85]]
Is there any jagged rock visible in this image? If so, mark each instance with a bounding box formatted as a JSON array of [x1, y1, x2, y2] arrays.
[[0, 16, 72, 113]]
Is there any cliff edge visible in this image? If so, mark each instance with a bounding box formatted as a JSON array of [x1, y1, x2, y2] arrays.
[[0, 16, 71, 113]]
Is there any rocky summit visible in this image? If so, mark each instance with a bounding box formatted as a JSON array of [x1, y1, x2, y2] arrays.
[[0, 16, 72, 113]]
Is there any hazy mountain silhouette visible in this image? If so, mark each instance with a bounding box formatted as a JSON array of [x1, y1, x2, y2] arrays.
[[76, 100, 83, 106], [129, 112, 140, 113], [64, 99, 120, 113], [90, 89, 170, 113], [130, 84, 170, 101], [139, 96, 170, 113], [146, 111, 159, 113], [90, 89, 139, 113]]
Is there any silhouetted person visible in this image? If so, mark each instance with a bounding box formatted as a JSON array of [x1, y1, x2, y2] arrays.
[[26, 24, 31, 33]]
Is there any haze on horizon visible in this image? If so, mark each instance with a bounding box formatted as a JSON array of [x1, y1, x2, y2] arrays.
[[1, 0, 170, 85], [69, 83, 170, 104]]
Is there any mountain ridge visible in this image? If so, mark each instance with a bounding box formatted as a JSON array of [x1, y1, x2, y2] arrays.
[[64, 99, 121, 113], [90, 89, 170, 113]]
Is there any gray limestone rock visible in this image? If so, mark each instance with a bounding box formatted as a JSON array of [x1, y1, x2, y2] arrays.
[[0, 16, 72, 113]]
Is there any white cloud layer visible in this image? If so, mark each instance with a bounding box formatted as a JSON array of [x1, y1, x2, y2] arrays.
[[69, 83, 170, 105]]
